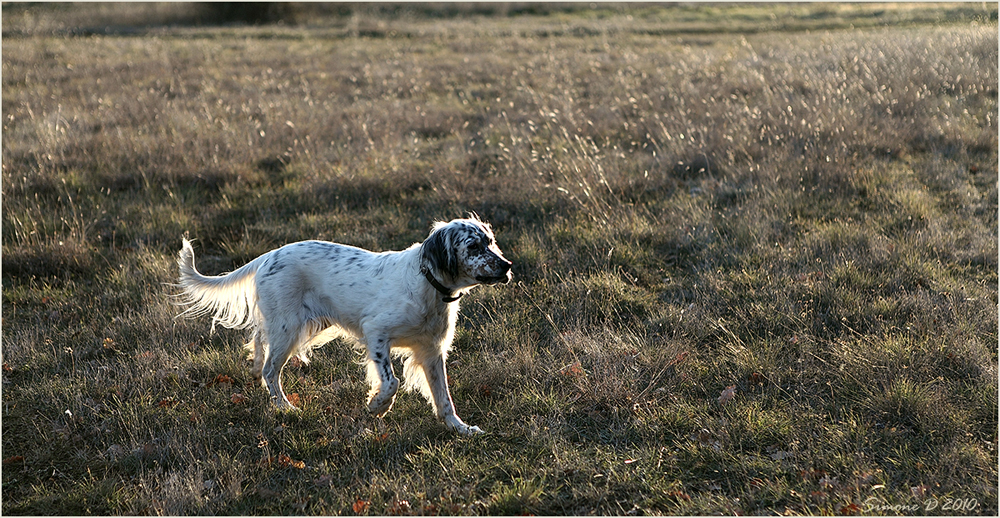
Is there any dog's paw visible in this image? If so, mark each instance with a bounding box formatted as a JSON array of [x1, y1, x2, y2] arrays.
[[272, 396, 300, 412], [444, 415, 484, 435], [461, 424, 484, 435], [366, 378, 399, 417], [366, 393, 396, 417]]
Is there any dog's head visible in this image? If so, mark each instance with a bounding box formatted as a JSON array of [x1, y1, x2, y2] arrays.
[[421, 216, 513, 289]]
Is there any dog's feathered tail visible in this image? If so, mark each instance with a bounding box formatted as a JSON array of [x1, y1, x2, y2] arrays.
[[175, 237, 267, 331]]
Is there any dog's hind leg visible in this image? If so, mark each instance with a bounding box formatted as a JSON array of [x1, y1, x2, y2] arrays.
[[363, 334, 399, 417], [261, 322, 300, 411], [246, 328, 266, 386]]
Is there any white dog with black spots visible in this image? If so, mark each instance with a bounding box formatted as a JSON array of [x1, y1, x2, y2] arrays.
[[175, 216, 512, 435]]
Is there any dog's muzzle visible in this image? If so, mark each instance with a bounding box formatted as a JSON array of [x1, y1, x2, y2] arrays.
[[477, 260, 513, 285]]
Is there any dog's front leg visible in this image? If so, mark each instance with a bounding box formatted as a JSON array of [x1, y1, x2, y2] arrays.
[[364, 335, 399, 417], [422, 354, 483, 435]]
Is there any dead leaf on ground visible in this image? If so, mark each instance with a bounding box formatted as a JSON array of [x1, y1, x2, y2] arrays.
[[157, 398, 179, 408], [210, 374, 234, 388], [667, 351, 689, 367], [718, 385, 737, 405], [559, 361, 585, 377], [277, 453, 305, 469], [387, 499, 411, 515], [353, 498, 370, 513], [839, 503, 861, 515]]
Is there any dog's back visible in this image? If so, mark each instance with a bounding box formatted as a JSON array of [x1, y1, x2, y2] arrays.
[[252, 240, 436, 341]]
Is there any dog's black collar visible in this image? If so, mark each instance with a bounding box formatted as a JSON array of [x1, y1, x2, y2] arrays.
[[422, 268, 462, 303]]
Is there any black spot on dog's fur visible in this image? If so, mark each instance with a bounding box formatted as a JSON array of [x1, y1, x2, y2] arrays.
[[263, 262, 285, 277], [262, 249, 288, 277]]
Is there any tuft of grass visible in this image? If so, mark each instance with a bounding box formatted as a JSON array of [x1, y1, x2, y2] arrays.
[[3, 3, 997, 516]]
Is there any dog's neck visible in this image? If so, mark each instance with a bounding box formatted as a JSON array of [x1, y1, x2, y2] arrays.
[[421, 267, 462, 303]]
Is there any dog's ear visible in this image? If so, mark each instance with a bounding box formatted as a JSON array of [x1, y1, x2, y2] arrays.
[[421, 224, 459, 279]]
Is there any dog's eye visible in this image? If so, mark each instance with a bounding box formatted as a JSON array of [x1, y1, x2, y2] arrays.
[[468, 242, 482, 251]]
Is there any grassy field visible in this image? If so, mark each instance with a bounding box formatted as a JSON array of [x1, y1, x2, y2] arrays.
[[2, 3, 997, 515]]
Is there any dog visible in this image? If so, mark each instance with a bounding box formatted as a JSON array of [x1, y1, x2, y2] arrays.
[[174, 216, 512, 435]]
